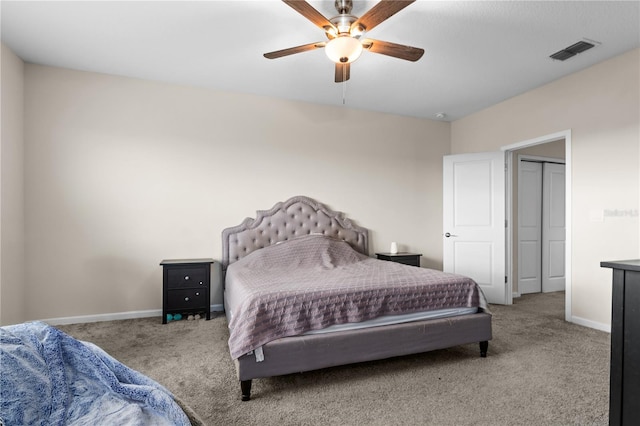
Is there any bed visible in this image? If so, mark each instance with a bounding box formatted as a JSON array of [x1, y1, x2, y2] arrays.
[[222, 196, 492, 401], [0, 321, 203, 425]]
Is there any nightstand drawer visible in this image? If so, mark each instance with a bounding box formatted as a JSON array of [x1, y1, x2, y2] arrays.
[[166, 267, 208, 289], [165, 288, 207, 310]]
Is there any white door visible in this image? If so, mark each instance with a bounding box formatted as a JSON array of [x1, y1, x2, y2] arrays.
[[542, 163, 566, 292], [443, 152, 508, 305], [518, 161, 543, 294]]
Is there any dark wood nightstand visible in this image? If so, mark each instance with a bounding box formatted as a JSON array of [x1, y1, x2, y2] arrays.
[[160, 258, 214, 324], [375, 252, 422, 267]]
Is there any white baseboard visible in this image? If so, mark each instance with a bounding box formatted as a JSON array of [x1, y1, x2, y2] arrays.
[[570, 315, 611, 333], [512, 292, 521, 298], [43, 304, 224, 326]]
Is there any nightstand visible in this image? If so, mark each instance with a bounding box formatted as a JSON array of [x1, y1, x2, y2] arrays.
[[160, 258, 214, 324], [375, 252, 422, 267]]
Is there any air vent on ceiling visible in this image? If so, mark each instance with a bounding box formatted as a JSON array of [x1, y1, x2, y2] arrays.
[[550, 40, 596, 61]]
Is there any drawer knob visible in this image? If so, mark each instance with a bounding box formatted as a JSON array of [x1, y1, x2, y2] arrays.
[[196, 292, 200, 296], [199, 281, 203, 285], [184, 297, 190, 301], [184, 276, 190, 281]]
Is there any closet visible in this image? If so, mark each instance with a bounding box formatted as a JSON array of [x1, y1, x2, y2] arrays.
[[517, 158, 566, 294]]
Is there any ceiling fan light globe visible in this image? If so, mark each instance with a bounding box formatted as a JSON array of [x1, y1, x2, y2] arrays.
[[325, 36, 362, 64]]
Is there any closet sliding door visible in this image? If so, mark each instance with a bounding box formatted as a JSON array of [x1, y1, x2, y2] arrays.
[[517, 160, 565, 294]]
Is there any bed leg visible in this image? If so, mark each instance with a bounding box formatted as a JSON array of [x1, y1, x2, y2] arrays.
[[479, 341, 488, 358], [240, 380, 252, 401]]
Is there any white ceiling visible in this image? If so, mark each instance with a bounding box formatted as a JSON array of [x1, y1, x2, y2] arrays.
[[2, 1, 639, 121]]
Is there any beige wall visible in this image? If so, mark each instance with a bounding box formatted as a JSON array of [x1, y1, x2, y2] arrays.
[[5, 46, 638, 329], [22, 64, 450, 322], [1, 44, 26, 325], [452, 48, 640, 328]]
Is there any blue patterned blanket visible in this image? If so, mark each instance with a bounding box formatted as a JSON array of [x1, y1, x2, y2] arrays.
[[0, 321, 191, 426]]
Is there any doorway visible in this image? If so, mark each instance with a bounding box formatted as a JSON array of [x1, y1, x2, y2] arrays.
[[517, 157, 566, 294], [442, 130, 572, 319], [503, 130, 571, 322]]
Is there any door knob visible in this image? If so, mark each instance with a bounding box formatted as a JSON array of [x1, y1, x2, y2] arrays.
[[444, 232, 458, 238]]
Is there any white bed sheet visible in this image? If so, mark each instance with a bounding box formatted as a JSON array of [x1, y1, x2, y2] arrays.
[[302, 307, 478, 335]]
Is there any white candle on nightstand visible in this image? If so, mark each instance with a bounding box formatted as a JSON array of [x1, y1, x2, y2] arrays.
[[390, 242, 398, 254]]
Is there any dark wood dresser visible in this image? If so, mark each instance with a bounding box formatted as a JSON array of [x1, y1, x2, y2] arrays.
[[601, 259, 640, 425], [375, 252, 422, 267], [161, 258, 213, 324]]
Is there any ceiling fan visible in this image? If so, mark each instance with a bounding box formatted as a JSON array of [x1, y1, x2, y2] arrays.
[[264, 0, 424, 83]]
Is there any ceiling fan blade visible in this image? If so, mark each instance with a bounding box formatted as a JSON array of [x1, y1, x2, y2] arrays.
[[264, 42, 326, 59], [283, 0, 336, 33], [335, 63, 350, 83], [352, 0, 415, 32], [362, 38, 424, 61]]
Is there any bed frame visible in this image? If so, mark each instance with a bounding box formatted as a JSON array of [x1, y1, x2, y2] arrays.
[[222, 196, 492, 401]]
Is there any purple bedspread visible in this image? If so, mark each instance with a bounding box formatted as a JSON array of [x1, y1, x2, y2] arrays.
[[225, 234, 486, 359]]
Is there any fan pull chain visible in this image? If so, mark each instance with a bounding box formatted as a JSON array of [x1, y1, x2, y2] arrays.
[[342, 66, 347, 105], [342, 81, 346, 104]]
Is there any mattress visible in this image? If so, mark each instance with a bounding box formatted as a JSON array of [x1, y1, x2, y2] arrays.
[[224, 234, 487, 359], [225, 301, 477, 335]]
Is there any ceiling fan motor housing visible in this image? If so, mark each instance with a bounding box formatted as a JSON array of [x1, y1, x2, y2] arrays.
[[335, 0, 353, 15], [329, 15, 361, 37]]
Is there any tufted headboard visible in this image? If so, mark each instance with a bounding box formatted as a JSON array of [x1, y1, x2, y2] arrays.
[[221, 196, 369, 270]]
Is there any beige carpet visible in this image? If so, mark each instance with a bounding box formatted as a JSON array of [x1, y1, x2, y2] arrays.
[[58, 292, 610, 425]]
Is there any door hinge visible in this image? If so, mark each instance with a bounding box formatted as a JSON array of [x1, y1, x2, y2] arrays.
[[505, 219, 508, 228], [505, 276, 508, 283]]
